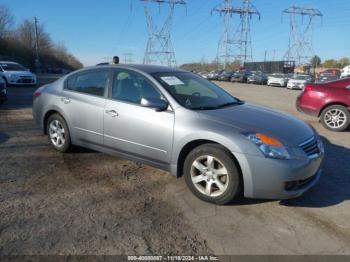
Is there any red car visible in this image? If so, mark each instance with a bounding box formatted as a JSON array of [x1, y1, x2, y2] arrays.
[[296, 78, 350, 132], [319, 69, 341, 77]]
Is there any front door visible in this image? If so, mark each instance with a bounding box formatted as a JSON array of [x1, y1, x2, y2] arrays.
[[103, 69, 174, 164]]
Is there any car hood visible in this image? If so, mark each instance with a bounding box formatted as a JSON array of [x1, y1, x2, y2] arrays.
[[3, 70, 34, 77], [199, 103, 314, 147]]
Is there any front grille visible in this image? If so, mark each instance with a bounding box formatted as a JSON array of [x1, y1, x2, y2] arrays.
[[299, 136, 320, 157]]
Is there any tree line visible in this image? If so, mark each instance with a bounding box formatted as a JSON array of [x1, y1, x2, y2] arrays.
[[0, 5, 83, 72]]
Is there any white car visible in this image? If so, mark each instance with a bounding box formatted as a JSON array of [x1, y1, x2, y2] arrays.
[[0, 61, 37, 87], [340, 65, 350, 78], [287, 74, 312, 90], [267, 73, 288, 87]]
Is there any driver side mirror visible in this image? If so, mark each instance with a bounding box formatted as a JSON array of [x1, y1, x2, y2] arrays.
[[141, 97, 169, 112]]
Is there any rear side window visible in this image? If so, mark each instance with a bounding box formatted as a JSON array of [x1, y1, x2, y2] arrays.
[[66, 70, 109, 97]]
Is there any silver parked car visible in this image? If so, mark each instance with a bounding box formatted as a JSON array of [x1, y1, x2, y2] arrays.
[[32, 65, 324, 204]]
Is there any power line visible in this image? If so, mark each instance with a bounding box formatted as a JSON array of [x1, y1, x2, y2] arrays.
[[140, 0, 186, 67]]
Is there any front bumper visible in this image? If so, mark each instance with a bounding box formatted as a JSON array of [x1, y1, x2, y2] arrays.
[[268, 81, 285, 86], [8, 77, 36, 86], [287, 83, 304, 89], [235, 151, 324, 199]]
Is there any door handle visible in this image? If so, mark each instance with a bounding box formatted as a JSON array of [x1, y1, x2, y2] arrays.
[[105, 109, 118, 117], [61, 97, 71, 104]]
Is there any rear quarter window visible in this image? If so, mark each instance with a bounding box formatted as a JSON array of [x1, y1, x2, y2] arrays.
[[65, 70, 109, 97]]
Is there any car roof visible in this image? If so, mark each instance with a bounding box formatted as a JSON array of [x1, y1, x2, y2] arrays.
[[90, 64, 187, 74]]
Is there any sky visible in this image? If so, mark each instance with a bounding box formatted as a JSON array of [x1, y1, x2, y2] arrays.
[[2, 0, 350, 66]]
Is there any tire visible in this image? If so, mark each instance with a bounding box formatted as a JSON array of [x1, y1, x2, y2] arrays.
[[184, 143, 241, 205], [2, 77, 7, 89], [320, 105, 350, 132], [46, 113, 72, 152]]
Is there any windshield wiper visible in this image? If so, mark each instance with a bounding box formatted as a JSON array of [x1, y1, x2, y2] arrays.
[[191, 101, 243, 110], [216, 101, 244, 109]]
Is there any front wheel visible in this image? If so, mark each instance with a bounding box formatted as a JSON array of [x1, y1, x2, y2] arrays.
[[320, 105, 350, 132], [184, 144, 241, 205], [46, 114, 72, 152]]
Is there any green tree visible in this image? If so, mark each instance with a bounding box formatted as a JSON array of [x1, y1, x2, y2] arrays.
[[337, 57, 350, 68], [322, 59, 337, 68]]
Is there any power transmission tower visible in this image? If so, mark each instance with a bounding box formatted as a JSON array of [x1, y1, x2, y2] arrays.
[[123, 53, 134, 64], [283, 6, 323, 65], [140, 0, 186, 67], [212, 0, 260, 69]]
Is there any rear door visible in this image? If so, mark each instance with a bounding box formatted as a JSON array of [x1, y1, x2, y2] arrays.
[[60, 69, 110, 146]]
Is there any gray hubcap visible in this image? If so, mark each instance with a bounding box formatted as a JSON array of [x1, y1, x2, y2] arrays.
[[190, 155, 229, 197], [49, 120, 65, 147], [324, 109, 347, 129]]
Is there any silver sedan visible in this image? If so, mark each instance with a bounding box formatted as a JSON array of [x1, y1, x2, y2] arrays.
[[32, 64, 324, 204]]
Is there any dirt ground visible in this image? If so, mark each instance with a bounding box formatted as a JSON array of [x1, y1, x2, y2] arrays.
[[0, 78, 349, 255], [0, 85, 209, 255]]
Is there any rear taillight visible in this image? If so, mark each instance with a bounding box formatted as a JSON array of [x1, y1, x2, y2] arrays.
[[303, 84, 313, 92], [33, 85, 47, 97], [33, 89, 41, 97]]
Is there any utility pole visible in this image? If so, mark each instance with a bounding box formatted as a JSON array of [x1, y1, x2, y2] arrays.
[[123, 53, 134, 64], [34, 17, 40, 72], [140, 0, 186, 67], [283, 6, 323, 65], [212, 0, 260, 69]]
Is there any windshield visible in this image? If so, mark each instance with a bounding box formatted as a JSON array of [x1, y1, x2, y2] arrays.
[[152, 72, 242, 110], [292, 75, 309, 80], [0, 63, 26, 71]]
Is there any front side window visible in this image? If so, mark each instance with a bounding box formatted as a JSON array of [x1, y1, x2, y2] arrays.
[[152, 72, 241, 110], [66, 70, 108, 97], [111, 70, 162, 104]]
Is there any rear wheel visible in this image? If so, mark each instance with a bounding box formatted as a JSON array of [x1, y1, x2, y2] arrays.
[[184, 144, 241, 205], [320, 105, 350, 132], [46, 114, 72, 152]]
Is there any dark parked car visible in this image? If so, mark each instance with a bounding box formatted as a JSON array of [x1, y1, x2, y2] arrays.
[[247, 72, 268, 85], [231, 70, 251, 83], [218, 71, 234, 81], [207, 70, 224, 81], [297, 78, 350, 132], [0, 77, 6, 104]]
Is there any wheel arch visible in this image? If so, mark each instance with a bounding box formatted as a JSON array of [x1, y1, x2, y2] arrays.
[[43, 109, 70, 134], [176, 139, 244, 193], [318, 102, 350, 117]]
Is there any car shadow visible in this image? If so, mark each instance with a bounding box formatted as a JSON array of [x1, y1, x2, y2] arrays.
[[280, 136, 350, 208]]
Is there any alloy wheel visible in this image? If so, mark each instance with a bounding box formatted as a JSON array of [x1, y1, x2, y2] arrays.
[[49, 120, 66, 147], [190, 155, 229, 197], [324, 109, 347, 129]]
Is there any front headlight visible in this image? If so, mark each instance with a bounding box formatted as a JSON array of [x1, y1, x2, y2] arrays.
[[247, 133, 292, 160]]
